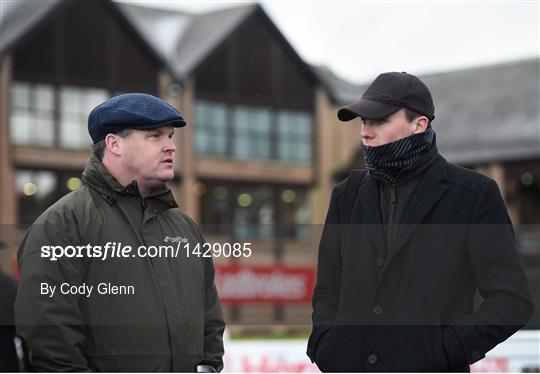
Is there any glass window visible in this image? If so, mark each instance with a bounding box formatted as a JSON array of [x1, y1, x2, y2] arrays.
[[194, 100, 312, 165], [10, 82, 55, 146], [10, 82, 108, 149], [200, 184, 232, 236], [200, 181, 309, 240], [16, 169, 84, 226], [278, 187, 310, 240], [195, 101, 227, 156], [200, 182, 274, 239], [233, 186, 274, 239], [16, 170, 58, 226], [60, 86, 108, 149], [35, 84, 54, 111], [277, 111, 312, 164], [12, 82, 30, 109], [232, 106, 271, 160]]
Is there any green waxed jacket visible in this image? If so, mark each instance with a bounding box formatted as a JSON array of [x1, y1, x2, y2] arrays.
[[15, 156, 225, 372]]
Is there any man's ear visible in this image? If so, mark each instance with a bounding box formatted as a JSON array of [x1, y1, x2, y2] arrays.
[[105, 133, 122, 157], [414, 116, 429, 134]]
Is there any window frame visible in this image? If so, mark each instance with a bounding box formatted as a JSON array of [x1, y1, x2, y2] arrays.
[[194, 99, 313, 165], [10, 81, 111, 149]]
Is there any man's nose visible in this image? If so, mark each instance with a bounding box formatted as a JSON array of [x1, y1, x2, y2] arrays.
[[361, 124, 373, 139], [164, 139, 176, 152]]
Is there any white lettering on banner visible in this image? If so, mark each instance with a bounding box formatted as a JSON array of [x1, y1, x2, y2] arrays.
[[216, 270, 306, 300], [470, 359, 508, 372], [223, 340, 319, 373], [222, 332, 540, 373]]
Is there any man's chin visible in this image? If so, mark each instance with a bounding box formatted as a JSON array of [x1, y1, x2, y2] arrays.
[[148, 173, 175, 187], [160, 173, 175, 183]]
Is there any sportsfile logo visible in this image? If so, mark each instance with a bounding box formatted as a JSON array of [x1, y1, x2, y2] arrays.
[[163, 235, 189, 244]]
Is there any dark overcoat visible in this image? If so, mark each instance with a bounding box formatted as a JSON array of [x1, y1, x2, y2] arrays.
[[308, 154, 533, 372]]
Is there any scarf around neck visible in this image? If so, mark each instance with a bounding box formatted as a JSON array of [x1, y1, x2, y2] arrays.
[[362, 126, 436, 186]]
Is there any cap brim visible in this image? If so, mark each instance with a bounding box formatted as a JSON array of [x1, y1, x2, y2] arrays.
[[104, 119, 187, 130], [337, 99, 401, 122], [136, 119, 187, 128]]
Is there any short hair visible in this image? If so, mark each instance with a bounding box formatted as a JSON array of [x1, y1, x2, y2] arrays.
[[404, 108, 431, 128], [404, 108, 421, 123], [363, 108, 429, 125], [91, 128, 133, 161]]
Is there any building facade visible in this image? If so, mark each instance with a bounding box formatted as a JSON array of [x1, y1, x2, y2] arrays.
[[0, 0, 538, 333], [0, 0, 342, 333]]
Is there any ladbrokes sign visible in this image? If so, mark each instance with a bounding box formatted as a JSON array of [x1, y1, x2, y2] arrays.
[[215, 265, 316, 303]]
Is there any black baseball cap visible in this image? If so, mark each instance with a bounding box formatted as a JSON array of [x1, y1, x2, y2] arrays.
[[88, 93, 186, 144], [337, 72, 435, 122]]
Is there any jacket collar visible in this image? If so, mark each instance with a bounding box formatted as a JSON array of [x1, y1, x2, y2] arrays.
[[391, 153, 448, 260], [81, 155, 178, 209], [353, 153, 448, 261]]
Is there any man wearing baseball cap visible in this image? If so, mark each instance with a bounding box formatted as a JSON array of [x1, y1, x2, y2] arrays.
[[15, 93, 225, 372], [308, 73, 533, 371]]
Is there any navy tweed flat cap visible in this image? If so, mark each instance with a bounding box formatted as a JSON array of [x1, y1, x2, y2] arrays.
[[88, 93, 186, 144]]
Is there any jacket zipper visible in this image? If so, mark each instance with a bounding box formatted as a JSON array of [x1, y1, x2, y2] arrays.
[[387, 188, 396, 255], [131, 180, 147, 209]]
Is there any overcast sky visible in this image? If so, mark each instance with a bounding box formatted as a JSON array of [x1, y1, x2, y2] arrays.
[[118, 0, 538, 84]]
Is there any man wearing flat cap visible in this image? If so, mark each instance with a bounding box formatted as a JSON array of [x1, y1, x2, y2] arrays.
[[15, 93, 225, 372], [307, 72, 533, 372]]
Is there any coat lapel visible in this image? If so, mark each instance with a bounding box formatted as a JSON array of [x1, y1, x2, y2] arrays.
[[387, 155, 449, 264], [350, 177, 386, 257]]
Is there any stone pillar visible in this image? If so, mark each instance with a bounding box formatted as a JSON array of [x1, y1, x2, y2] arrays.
[[488, 163, 506, 199], [158, 72, 198, 221], [475, 163, 518, 223], [0, 54, 19, 278], [310, 87, 334, 225], [0, 54, 16, 226], [178, 76, 198, 222], [489, 163, 520, 224]]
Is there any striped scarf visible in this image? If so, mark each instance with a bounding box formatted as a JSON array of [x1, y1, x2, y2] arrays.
[[362, 127, 436, 186]]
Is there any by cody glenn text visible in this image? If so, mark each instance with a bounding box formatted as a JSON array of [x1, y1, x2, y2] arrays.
[[40, 282, 134, 298]]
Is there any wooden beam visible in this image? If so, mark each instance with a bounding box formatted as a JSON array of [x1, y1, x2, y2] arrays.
[[196, 159, 313, 185], [13, 146, 90, 170]]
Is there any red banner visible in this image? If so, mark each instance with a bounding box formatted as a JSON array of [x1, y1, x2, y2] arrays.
[[215, 264, 316, 303]]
